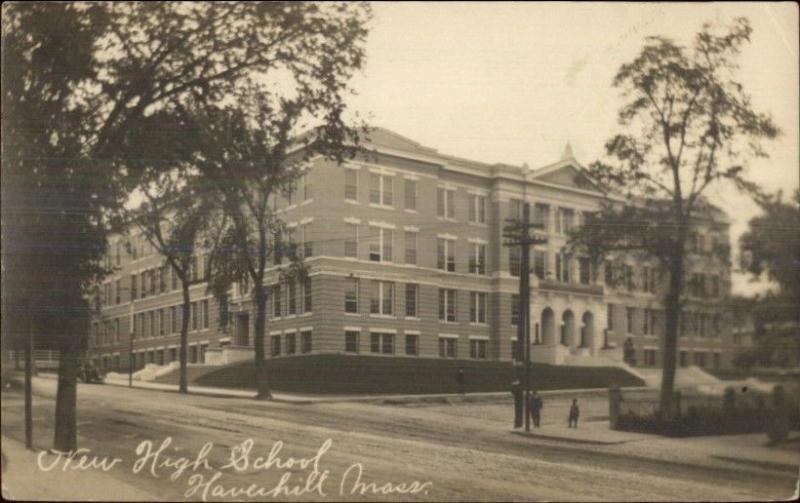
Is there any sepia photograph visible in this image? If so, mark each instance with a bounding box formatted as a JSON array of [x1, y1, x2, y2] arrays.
[[1, 1, 799, 501]]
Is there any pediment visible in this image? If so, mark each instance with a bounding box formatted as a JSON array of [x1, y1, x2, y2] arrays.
[[530, 162, 601, 193]]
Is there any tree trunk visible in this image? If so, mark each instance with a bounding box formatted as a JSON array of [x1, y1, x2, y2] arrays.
[[53, 348, 80, 452], [24, 316, 34, 450], [179, 283, 191, 394], [659, 230, 686, 419], [253, 284, 271, 400]]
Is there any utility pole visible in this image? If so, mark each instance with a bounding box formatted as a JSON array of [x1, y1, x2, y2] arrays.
[[504, 202, 547, 433]]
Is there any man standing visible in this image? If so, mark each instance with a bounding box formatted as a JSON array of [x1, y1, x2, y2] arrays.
[[568, 398, 580, 428], [529, 390, 543, 428], [456, 367, 465, 395]]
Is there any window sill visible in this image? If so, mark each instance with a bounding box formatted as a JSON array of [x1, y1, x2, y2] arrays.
[[404, 316, 421, 321], [403, 208, 418, 214], [344, 199, 360, 205], [369, 314, 396, 320], [368, 203, 395, 210]]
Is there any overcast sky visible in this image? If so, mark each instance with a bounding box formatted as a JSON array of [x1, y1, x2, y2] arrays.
[[345, 1, 799, 296]]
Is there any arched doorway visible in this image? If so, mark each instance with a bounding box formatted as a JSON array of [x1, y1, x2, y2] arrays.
[[541, 308, 555, 345], [561, 310, 575, 347], [581, 311, 594, 348]]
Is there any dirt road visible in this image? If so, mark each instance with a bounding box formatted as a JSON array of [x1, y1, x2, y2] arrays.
[[1, 379, 796, 501]]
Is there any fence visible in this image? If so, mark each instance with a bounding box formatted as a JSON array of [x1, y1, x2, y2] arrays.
[[5, 350, 61, 369]]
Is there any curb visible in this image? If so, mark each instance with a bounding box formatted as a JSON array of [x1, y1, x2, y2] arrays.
[[510, 429, 635, 446]]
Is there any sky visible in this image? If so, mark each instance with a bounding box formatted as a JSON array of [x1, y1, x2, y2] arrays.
[[344, 1, 799, 297]]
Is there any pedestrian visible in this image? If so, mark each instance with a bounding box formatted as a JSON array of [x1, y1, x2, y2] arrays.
[[457, 367, 465, 395], [568, 398, 580, 428], [511, 380, 523, 428], [529, 390, 543, 428]]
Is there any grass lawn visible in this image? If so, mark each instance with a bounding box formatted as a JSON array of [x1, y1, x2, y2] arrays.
[[192, 354, 645, 394]]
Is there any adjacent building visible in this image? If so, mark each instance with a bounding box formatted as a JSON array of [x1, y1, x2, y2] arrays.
[[89, 128, 736, 372]]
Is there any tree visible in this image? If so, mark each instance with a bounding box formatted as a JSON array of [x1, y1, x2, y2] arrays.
[[740, 189, 800, 305], [187, 87, 367, 400], [569, 17, 779, 417], [127, 175, 221, 394], [2, 1, 371, 450]]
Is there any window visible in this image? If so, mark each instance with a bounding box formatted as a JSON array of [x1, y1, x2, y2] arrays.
[[114, 319, 120, 343], [288, 280, 297, 315], [370, 281, 394, 315], [533, 203, 549, 231], [437, 188, 456, 219], [607, 304, 615, 331], [190, 256, 198, 282], [202, 299, 209, 329], [191, 302, 198, 331], [713, 353, 720, 370], [509, 199, 523, 221], [533, 250, 546, 279], [644, 349, 657, 366], [344, 223, 358, 257], [679, 351, 688, 367], [557, 208, 574, 234], [470, 339, 488, 359], [404, 179, 417, 210], [693, 351, 707, 368], [470, 292, 487, 324], [159, 266, 167, 293], [439, 337, 458, 358], [302, 172, 311, 201], [468, 194, 486, 224], [301, 223, 313, 258], [273, 284, 282, 318], [369, 173, 393, 206], [370, 332, 394, 354], [115, 279, 121, 304], [642, 267, 657, 293], [405, 333, 418, 355], [301, 330, 312, 353], [369, 227, 393, 262], [218, 295, 229, 330], [271, 335, 281, 357], [130, 274, 137, 301], [626, 307, 636, 334], [556, 251, 570, 282], [437, 238, 456, 272], [344, 278, 359, 313], [643, 309, 653, 335], [303, 278, 312, 313], [149, 311, 155, 338], [286, 333, 296, 355], [509, 247, 521, 277], [345, 169, 358, 201], [439, 289, 457, 322], [345, 331, 360, 353], [469, 243, 486, 275], [709, 275, 720, 298], [405, 284, 418, 317], [404, 231, 417, 265], [511, 294, 520, 326], [171, 267, 178, 290], [578, 257, 591, 285], [171, 306, 177, 334]]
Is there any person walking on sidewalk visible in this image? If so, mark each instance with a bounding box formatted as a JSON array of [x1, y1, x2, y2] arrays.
[[529, 391, 543, 428], [568, 398, 580, 428]]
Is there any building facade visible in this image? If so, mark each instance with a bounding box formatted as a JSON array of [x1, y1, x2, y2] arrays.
[[89, 128, 735, 372]]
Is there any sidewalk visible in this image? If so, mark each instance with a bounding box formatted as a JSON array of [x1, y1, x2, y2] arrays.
[[1, 436, 153, 501], [512, 421, 653, 445], [98, 374, 649, 405]]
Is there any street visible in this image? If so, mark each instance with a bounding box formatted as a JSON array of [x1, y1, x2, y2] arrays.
[[2, 378, 798, 501]]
